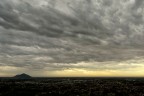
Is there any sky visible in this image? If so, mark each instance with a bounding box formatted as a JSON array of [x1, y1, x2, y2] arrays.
[[0, 0, 144, 77]]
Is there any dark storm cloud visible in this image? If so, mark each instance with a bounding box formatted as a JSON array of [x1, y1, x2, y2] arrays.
[[132, 0, 143, 9], [0, 0, 144, 71]]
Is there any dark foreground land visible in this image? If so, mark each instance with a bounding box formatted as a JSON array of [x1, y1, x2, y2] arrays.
[[0, 77, 144, 96]]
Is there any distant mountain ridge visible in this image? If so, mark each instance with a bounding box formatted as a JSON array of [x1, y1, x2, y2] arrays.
[[14, 73, 32, 79]]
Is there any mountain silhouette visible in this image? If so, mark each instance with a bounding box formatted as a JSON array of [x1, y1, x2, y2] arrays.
[[14, 73, 32, 79]]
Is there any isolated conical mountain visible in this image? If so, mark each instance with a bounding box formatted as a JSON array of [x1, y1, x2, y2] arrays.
[[14, 73, 32, 79]]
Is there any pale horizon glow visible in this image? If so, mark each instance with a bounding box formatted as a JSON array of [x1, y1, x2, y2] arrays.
[[1, 58, 144, 77]]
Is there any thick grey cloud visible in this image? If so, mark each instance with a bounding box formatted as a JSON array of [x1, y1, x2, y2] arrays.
[[0, 0, 144, 71]]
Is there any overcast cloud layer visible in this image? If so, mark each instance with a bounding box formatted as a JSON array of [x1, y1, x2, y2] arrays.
[[0, 0, 144, 76]]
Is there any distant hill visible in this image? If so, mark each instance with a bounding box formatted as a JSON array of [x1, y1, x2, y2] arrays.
[[14, 73, 32, 79]]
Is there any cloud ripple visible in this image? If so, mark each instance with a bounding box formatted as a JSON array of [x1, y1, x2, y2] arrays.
[[0, 0, 144, 71]]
